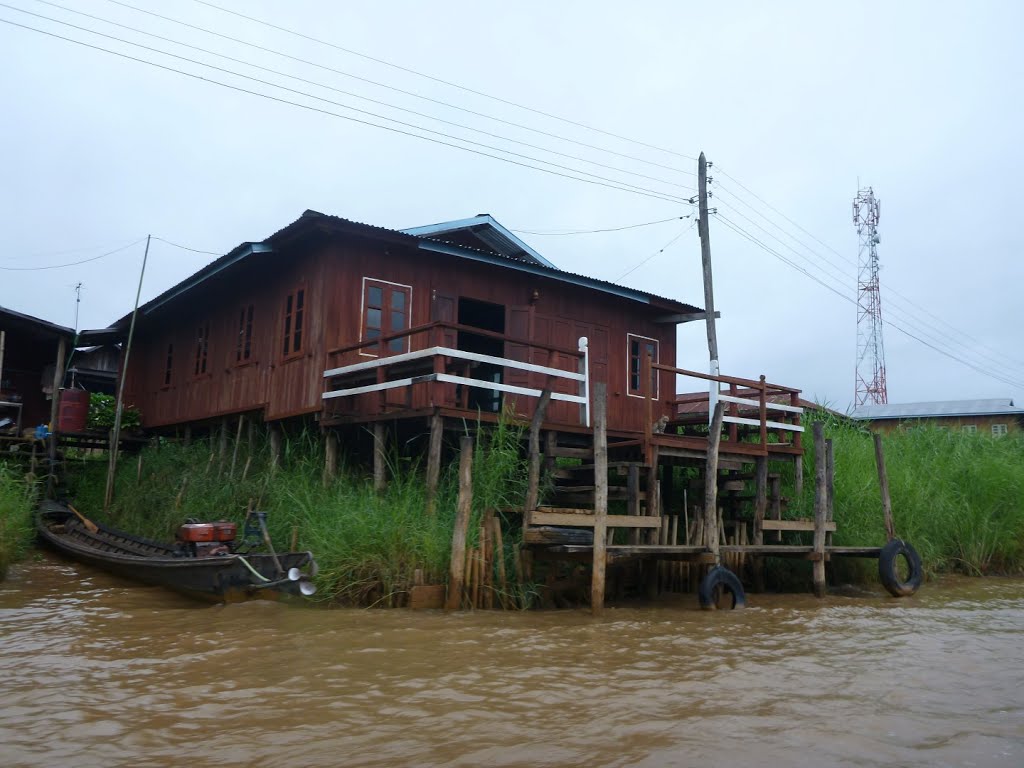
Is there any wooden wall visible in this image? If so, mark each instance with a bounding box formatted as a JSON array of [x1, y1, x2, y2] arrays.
[[125, 234, 682, 434]]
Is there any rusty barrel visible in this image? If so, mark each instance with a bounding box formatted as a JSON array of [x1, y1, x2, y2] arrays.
[[57, 388, 89, 433]]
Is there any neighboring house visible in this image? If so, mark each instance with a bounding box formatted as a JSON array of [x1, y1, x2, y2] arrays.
[[0, 305, 74, 432], [850, 399, 1024, 436]]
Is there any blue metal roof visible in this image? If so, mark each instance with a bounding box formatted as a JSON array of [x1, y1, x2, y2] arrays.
[[851, 399, 1024, 420], [401, 214, 557, 269]]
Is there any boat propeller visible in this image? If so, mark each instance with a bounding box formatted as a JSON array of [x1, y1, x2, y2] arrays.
[[287, 567, 316, 596]]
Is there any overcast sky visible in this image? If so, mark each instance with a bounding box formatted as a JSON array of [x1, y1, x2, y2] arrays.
[[2, 0, 1021, 412]]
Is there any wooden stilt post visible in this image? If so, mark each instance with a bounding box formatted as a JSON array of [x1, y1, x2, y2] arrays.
[[812, 421, 828, 598], [752, 455, 768, 592], [48, 336, 66, 498], [794, 455, 804, 499], [183, 424, 192, 447], [268, 424, 281, 474], [770, 473, 782, 543], [825, 438, 835, 540], [524, 389, 552, 516], [136, 452, 143, 484], [446, 436, 474, 611], [873, 432, 895, 542], [704, 402, 725, 565], [218, 417, 228, 472], [590, 382, 609, 616], [627, 464, 640, 545], [323, 430, 338, 486], [373, 422, 387, 492], [491, 514, 508, 609], [425, 411, 443, 514]]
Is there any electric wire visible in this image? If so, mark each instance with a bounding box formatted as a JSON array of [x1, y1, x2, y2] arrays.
[[715, 214, 1024, 390], [187, 0, 700, 164], [513, 216, 688, 236], [715, 211, 1024, 387], [613, 219, 696, 282], [26, 0, 695, 194], [151, 237, 221, 256], [95, 0, 698, 179], [714, 170, 1024, 372], [0, 15, 693, 207], [0, 237, 147, 271]]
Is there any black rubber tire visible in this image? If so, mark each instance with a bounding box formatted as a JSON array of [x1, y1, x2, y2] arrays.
[[698, 565, 747, 610], [878, 539, 923, 597]]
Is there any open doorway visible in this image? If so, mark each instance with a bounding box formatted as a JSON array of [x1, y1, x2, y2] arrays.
[[457, 297, 505, 412]]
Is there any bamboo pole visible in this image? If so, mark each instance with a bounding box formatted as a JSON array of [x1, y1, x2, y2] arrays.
[[230, 414, 244, 477], [491, 514, 508, 609], [445, 436, 474, 611]]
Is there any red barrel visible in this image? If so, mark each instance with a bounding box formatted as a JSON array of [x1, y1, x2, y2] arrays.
[[57, 388, 89, 433]]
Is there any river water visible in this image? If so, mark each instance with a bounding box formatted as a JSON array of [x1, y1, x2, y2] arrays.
[[1, 553, 1021, 767]]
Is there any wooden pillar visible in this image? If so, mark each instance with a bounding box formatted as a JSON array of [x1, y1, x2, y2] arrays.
[[183, 424, 192, 447], [794, 455, 804, 499], [323, 430, 338, 486], [703, 402, 725, 564], [445, 436, 474, 611], [769, 473, 782, 543], [812, 421, 827, 598], [425, 411, 443, 514], [373, 422, 387, 492], [543, 430, 557, 475], [217, 417, 228, 471], [646, 446, 661, 545], [524, 389, 552, 516], [627, 463, 640, 546], [268, 424, 281, 473], [873, 432, 895, 542], [825, 438, 835, 543], [48, 336, 66, 497], [590, 382, 609, 616], [752, 455, 768, 592]]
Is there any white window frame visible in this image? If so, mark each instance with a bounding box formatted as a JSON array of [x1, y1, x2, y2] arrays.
[[962, 424, 977, 434], [626, 332, 659, 399], [359, 277, 413, 358], [992, 423, 1008, 436]]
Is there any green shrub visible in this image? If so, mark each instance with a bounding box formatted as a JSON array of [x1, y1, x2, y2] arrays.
[[0, 463, 36, 580], [87, 393, 141, 431]]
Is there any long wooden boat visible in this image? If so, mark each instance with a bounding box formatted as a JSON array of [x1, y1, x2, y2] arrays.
[[36, 500, 318, 603]]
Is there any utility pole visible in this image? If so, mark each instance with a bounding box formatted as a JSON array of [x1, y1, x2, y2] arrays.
[[105, 235, 150, 510], [73, 282, 82, 332], [697, 152, 720, 418]]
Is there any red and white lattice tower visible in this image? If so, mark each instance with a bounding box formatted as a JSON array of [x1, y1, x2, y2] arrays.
[[853, 186, 888, 406]]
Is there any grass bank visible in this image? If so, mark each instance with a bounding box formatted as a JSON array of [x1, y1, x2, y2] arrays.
[[791, 416, 1024, 577], [0, 463, 36, 580], [66, 419, 532, 605]]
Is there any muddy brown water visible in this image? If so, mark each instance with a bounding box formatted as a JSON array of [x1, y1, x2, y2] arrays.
[[1, 553, 1022, 767]]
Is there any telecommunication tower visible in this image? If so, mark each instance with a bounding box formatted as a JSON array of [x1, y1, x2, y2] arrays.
[[853, 186, 888, 406]]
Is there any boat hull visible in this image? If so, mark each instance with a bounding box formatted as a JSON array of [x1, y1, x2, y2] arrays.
[[36, 501, 317, 603]]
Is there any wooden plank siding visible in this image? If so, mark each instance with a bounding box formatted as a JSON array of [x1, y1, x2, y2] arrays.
[[123, 226, 683, 434]]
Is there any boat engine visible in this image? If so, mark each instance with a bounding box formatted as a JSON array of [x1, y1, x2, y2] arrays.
[[176, 521, 237, 557]]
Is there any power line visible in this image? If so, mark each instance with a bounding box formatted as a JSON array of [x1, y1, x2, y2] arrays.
[[28, 0, 695, 195], [715, 214, 1024, 390], [94, 0, 698, 180], [713, 178, 1024, 378], [152, 237, 221, 256], [0, 15, 693, 207], [1, 236, 139, 262], [613, 219, 696, 282], [0, 237, 147, 271], [188, 0, 700, 165], [513, 216, 688, 236], [714, 168, 1024, 373]]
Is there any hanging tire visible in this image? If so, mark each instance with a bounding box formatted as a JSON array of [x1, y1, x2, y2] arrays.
[[698, 566, 747, 610], [878, 539, 923, 597]]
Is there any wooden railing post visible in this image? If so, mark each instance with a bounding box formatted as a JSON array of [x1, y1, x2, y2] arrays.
[[873, 433, 895, 542], [591, 382, 609, 616], [758, 375, 768, 451], [812, 421, 827, 598], [643, 352, 654, 465]]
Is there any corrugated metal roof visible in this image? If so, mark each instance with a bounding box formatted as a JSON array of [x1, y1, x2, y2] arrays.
[[0, 305, 75, 340], [850, 399, 1024, 420], [401, 214, 557, 269], [105, 210, 700, 328]]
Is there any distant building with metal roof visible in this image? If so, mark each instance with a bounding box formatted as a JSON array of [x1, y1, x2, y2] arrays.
[[850, 399, 1023, 436]]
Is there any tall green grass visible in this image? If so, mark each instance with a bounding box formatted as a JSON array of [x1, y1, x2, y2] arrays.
[[0, 463, 36, 580], [66, 417, 531, 604], [793, 416, 1024, 576]]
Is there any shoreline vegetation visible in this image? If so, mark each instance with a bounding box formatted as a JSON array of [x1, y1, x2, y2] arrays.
[[3, 415, 1022, 601]]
